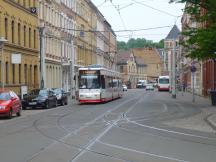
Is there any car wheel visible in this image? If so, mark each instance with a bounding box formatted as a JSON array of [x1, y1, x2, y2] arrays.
[[8, 108, 13, 119], [54, 99, 58, 107], [65, 98, 68, 105], [45, 101, 49, 109], [16, 107, 22, 117], [61, 99, 64, 106]]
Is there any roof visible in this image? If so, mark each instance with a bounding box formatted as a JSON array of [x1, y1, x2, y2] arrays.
[[117, 50, 131, 65], [165, 25, 180, 40], [134, 56, 145, 66]]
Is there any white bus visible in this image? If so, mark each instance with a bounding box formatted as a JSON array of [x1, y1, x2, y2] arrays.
[[158, 76, 170, 91], [78, 65, 123, 103]]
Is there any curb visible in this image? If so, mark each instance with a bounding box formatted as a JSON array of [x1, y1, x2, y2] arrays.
[[205, 113, 216, 131]]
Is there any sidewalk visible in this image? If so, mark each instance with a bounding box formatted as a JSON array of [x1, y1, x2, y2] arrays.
[[164, 91, 216, 133], [179, 92, 216, 130]]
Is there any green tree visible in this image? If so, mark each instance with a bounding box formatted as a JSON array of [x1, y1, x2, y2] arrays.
[[117, 38, 164, 50], [170, 0, 216, 59]]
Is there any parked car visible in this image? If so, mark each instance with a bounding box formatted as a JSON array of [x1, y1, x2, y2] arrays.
[[136, 80, 147, 88], [146, 84, 154, 91], [22, 89, 57, 109], [0, 90, 22, 119], [122, 85, 128, 91], [52, 88, 68, 106]]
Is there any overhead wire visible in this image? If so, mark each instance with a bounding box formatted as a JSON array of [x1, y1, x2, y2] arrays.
[[131, 0, 180, 17]]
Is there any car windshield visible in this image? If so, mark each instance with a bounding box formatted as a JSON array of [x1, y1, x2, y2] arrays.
[[39, 90, 48, 97], [53, 89, 62, 94], [0, 92, 10, 100]]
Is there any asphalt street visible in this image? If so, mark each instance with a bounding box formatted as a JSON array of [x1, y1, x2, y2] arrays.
[[0, 89, 216, 162]]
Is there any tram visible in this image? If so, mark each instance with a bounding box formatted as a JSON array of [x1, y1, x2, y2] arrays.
[[157, 75, 170, 91], [78, 65, 123, 103]]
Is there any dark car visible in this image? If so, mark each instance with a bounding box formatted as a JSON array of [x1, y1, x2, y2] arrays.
[[51, 88, 68, 106], [22, 89, 57, 109], [0, 90, 22, 119]]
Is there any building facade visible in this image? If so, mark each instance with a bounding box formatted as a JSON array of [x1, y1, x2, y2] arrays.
[[133, 48, 162, 81], [117, 50, 138, 88], [38, 0, 62, 89], [0, 0, 39, 95], [60, 0, 76, 92], [164, 25, 180, 91], [181, 3, 203, 95]]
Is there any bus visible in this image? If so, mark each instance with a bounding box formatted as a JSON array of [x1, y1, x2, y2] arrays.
[[78, 65, 123, 103], [157, 76, 170, 91]]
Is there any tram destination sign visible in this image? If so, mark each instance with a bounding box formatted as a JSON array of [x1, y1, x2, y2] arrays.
[[80, 70, 99, 75]]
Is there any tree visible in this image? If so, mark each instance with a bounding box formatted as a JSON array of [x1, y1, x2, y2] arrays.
[[170, 0, 216, 60], [117, 38, 164, 50]]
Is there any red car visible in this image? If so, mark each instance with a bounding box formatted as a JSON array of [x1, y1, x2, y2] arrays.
[[0, 90, 22, 119]]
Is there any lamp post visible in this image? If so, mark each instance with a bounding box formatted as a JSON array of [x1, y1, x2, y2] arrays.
[[0, 37, 8, 90], [172, 39, 177, 98], [38, 25, 45, 89]]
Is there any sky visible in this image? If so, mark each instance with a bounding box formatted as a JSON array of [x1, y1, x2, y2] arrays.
[[91, 0, 185, 42]]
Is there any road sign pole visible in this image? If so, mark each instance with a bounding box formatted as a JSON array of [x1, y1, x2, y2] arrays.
[[191, 63, 196, 103], [192, 71, 195, 103]]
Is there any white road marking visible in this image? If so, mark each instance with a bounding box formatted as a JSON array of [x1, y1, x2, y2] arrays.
[[97, 140, 189, 162], [129, 120, 216, 140], [70, 94, 143, 162]]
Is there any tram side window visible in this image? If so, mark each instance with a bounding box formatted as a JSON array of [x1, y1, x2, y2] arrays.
[[108, 77, 113, 88], [101, 75, 105, 89], [113, 80, 118, 88]]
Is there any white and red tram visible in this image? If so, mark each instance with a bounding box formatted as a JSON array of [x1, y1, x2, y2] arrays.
[[78, 65, 123, 103]]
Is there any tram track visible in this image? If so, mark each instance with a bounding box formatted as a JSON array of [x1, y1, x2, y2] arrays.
[[26, 93, 144, 162]]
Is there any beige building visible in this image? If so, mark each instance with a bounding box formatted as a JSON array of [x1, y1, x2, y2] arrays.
[[133, 48, 162, 81], [0, 0, 39, 95], [117, 50, 139, 88], [38, 0, 62, 89]]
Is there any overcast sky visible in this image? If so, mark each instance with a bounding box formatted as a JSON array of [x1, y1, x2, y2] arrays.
[[91, 0, 185, 42]]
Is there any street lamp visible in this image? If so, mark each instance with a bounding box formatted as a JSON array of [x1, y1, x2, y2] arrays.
[[38, 24, 45, 89], [0, 37, 8, 90]]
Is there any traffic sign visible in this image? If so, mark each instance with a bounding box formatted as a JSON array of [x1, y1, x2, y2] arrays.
[[191, 65, 196, 73]]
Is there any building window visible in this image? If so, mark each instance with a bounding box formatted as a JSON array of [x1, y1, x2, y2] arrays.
[[34, 65, 37, 87], [24, 26, 26, 46], [30, 65, 32, 86], [29, 28, 31, 48], [12, 21, 15, 43], [23, 0, 26, 7], [34, 29, 36, 48], [6, 62, 8, 84], [5, 18, 8, 39], [24, 64, 27, 84], [19, 64, 21, 84], [33, 0, 36, 7], [18, 23, 21, 45], [12, 64, 15, 84]]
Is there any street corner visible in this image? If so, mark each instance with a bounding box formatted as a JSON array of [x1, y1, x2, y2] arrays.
[[206, 113, 216, 131]]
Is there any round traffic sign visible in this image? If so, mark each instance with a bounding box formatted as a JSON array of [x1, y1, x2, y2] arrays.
[[191, 65, 196, 73]]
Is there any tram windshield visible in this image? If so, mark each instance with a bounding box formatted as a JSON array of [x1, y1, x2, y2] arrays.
[[79, 70, 100, 89]]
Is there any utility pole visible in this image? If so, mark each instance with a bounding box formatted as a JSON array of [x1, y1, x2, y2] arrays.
[[172, 39, 176, 98], [39, 26, 46, 89]]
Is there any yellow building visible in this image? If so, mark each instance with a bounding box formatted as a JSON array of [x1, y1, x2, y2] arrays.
[[76, 0, 96, 67], [0, 0, 39, 95], [133, 48, 162, 81]]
